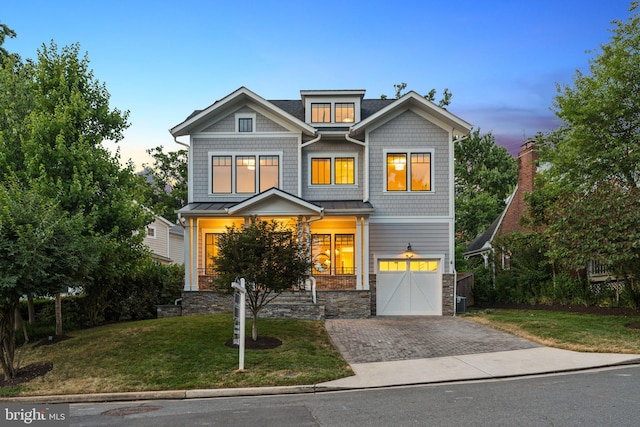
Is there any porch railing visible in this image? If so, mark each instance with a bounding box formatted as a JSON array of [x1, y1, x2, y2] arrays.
[[197, 269, 357, 290]]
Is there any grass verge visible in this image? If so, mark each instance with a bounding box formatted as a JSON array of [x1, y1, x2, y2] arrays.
[[465, 308, 640, 353], [1, 313, 352, 397]]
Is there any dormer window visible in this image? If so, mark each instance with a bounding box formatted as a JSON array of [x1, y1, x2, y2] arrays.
[[301, 90, 364, 127], [335, 103, 355, 123], [311, 103, 331, 123]]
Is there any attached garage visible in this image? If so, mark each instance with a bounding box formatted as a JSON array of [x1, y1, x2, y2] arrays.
[[376, 259, 442, 315]]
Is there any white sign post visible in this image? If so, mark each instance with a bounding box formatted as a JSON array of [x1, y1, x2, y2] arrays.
[[231, 278, 246, 371]]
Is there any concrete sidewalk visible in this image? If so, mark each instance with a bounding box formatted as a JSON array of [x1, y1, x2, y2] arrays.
[[317, 346, 640, 389]]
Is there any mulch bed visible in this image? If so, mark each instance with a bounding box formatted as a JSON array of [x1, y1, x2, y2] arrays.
[[0, 362, 53, 387], [225, 336, 282, 350]]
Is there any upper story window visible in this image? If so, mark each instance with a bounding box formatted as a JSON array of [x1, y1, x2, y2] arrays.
[[310, 102, 355, 124], [335, 103, 355, 123], [385, 150, 432, 192], [311, 103, 331, 123], [235, 113, 256, 132], [310, 154, 356, 186], [302, 90, 364, 126], [211, 152, 280, 195], [146, 226, 156, 239]]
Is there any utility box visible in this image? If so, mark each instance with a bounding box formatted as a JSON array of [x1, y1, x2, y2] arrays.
[[456, 296, 467, 314]]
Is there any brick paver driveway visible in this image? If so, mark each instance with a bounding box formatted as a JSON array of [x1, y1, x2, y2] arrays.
[[325, 316, 540, 364]]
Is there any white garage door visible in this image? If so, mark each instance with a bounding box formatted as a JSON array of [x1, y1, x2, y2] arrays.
[[376, 259, 442, 315]]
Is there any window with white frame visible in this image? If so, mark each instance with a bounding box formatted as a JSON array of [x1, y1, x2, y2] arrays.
[[235, 113, 256, 133], [311, 233, 355, 275], [211, 152, 280, 195], [385, 150, 433, 192], [146, 225, 156, 238], [310, 154, 356, 186]]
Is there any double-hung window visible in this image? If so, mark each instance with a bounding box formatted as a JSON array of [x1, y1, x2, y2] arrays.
[[385, 150, 432, 192], [310, 154, 356, 186], [211, 153, 280, 195]]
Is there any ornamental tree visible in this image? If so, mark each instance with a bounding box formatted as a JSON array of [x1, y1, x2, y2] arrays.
[[213, 218, 311, 341]]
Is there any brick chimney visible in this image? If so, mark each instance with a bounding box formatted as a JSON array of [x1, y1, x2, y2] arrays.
[[498, 140, 538, 236]]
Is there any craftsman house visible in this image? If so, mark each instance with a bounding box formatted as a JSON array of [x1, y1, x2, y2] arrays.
[[170, 87, 471, 317]]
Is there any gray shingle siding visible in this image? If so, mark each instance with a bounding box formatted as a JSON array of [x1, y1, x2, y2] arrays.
[[191, 136, 299, 201], [201, 107, 289, 133], [367, 110, 450, 217], [369, 222, 451, 273], [302, 140, 364, 201]]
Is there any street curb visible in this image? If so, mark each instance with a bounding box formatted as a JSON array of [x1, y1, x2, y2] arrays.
[[2, 359, 639, 404], [0, 385, 319, 404]]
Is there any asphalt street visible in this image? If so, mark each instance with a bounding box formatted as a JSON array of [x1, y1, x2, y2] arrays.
[[70, 365, 640, 426]]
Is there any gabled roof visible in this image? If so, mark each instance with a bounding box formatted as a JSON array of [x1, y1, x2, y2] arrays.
[[350, 91, 472, 138], [464, 185, 518, 258], [170, 87, 316, 137], [226, 187, 323, 216]]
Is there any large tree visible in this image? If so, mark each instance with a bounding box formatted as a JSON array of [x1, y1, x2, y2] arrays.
[[542, 2, 640, 190], [0, 39, 152, 324], [139, 146, 188, 223], [213, 218, 311, 341], [533, 3, 640, 288], [455, 128, 517, 245]]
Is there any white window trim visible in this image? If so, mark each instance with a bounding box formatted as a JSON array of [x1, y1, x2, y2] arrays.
[[383, 148, 435, 193], [235, 113, 256, 133], [208, 151, 283, 195], [308, 152, 359, 187], [304, 96, 361, 126], [147, 225, 157, 239]]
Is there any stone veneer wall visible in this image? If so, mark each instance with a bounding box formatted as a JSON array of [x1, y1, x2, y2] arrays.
[[442, 273, 455, 316], [177, 290, 371, 319], [181, 291, 233, 316], [156, 304, 182, 318], [316, 290, 371, 319]]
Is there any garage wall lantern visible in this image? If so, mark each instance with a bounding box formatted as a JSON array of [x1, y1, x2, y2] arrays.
[[405, 243, 414, 259]]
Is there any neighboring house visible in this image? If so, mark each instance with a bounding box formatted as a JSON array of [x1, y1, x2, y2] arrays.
[[464, 140, 538, 268], [144, 214, 184, 265], [170, 87, 471, 317]]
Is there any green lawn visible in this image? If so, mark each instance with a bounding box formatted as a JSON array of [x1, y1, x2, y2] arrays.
[[2, 314, 352, 397], [465, 309, 640, 354]]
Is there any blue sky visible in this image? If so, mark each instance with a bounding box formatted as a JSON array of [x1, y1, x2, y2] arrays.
[[2, 0, 633, 168]]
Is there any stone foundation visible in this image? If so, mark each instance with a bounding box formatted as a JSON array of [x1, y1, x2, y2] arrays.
[[174, 289, 370, 319], [442, 273, 455, 316], [317, 290, 371, 319], [156, 304, 182, 318]]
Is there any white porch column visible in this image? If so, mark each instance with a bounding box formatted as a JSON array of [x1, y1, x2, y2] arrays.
[[182, 219, 191, 291], [355, 217, 362, 289], [190, 218, 198, 291], [362, 216, 370, 290]]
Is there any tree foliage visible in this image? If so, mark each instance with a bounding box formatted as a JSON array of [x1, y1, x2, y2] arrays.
[[0, 36, 153, 373], [139, 146, 188, 223], [455, 128, 517, 244], [381, 82, 452, 107], [213, 218, 311, 340], [0, 180, 97, 378], [542, 2, 640, 191], [532, 3, 640, 285]]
